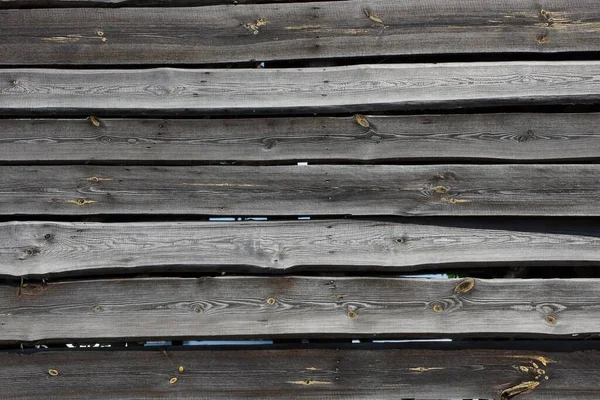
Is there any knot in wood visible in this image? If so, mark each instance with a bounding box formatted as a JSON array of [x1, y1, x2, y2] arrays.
[[454, 278, 475, 294], [431, 297, 463, 313]]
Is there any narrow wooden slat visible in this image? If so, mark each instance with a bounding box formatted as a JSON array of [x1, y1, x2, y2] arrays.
[[3, 277, 600, 342], [2, 0, 600, 64], [3, 220, 600, 277], [3, 63, 600, 115], [5, 114, 600, 163], [2, 345, 599, 399], [0, 0, 326, 7], [1, 164, 599, 216]]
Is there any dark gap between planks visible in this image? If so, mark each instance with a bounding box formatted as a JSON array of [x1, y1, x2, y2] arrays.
[[6, 51, 600, 70], [2, 265, 599, 283], [4, 104, 600, 120]]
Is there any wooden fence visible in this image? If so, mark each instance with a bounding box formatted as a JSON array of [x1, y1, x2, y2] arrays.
[[1, 0, 600, 398]]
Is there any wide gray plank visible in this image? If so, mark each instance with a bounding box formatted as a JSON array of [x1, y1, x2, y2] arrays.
[[3, 63, 600, 115], [1, 345, 599, 399], [3, 220, 600, 276], [3, 277, 600, 342], [5, 114, 600, 163], [2, 0, 600, 64], [1, 164, 600, 216]]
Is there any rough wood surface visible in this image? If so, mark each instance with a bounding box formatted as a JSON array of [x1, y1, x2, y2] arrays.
[[5, 114, 600, 163], [2, 0, 600, 64], [2, 276, 600, 342], [1, 345, 599, 399], [3, 219, 600, 276], [4, 63, 600, 115], [0, 0, 323, 7], [1, 164, 600, 216]]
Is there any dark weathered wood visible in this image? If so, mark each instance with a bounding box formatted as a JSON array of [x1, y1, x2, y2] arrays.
[[4, 63, 600, 115], [1, 164, 600, 216], [2, 345, 599, 399], [2, 277, 600, 342], [0, 0, 326, 7], [5, 114, 600, 163], [2, 1, 600, 64], [3, 219, 600, 276]]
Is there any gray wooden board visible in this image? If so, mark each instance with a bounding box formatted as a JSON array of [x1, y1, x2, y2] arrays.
[[0, 0, 326, 7], [5, 114, 600, 163], [3, 63, 600, 115], [3, 220, 600, 277], [2, 276, 600, 342], [1, 164, 600, 216], [2, 0, 600, 64], [1, 346, 598, 399]]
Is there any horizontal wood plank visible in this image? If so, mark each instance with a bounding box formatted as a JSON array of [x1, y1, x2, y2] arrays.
[[3, 219, 600, 276], [3, 277, 600, 342], [5, 113, 600, 163], [2, 345, 599, 399], [0, 0, 322, 7], [1, 164, 600, 216], [3, 63, 600, 115], [2, 0, 600, 64]]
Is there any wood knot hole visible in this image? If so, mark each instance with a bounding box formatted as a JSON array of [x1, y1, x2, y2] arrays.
[[395, 236, 409, 244], [432, 304, 443, 313], [454, 278, 475, 294], [266, 297, 276, 305], [545, 315, 557, 326]]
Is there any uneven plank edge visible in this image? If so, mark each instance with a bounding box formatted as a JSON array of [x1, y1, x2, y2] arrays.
[[1, 164, 600, 216], [2, 344, 600, 399], [3, 220, 600, 276], [5, 113, 600, 163], [4, 277, 600, 342], [0, 0, 332, 7], [3, 63, 600, 114], [2, 0, 600, 64]]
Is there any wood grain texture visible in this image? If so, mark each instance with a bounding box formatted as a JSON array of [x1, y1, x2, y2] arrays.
[[1, 346, 599, 399], [5, 114, 600, 163], [0, 0, 324, 7], [2, 0, 600, 64], [3, 219, 600, 277], [3, 277, 600, 342], [4, 63, 600, 115], [1, 164, 600, 216]]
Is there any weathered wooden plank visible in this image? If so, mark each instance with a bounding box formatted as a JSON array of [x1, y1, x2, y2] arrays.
[[2, 0, 600, 64], [1, 345, 599, 399], [3, 219, 600, 277], [5, 114, 600, 163], [0, 0, 325, 8], [3, 63, 600, 115], [3, 277, 600, 342], [1, 164, 599, 216]]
